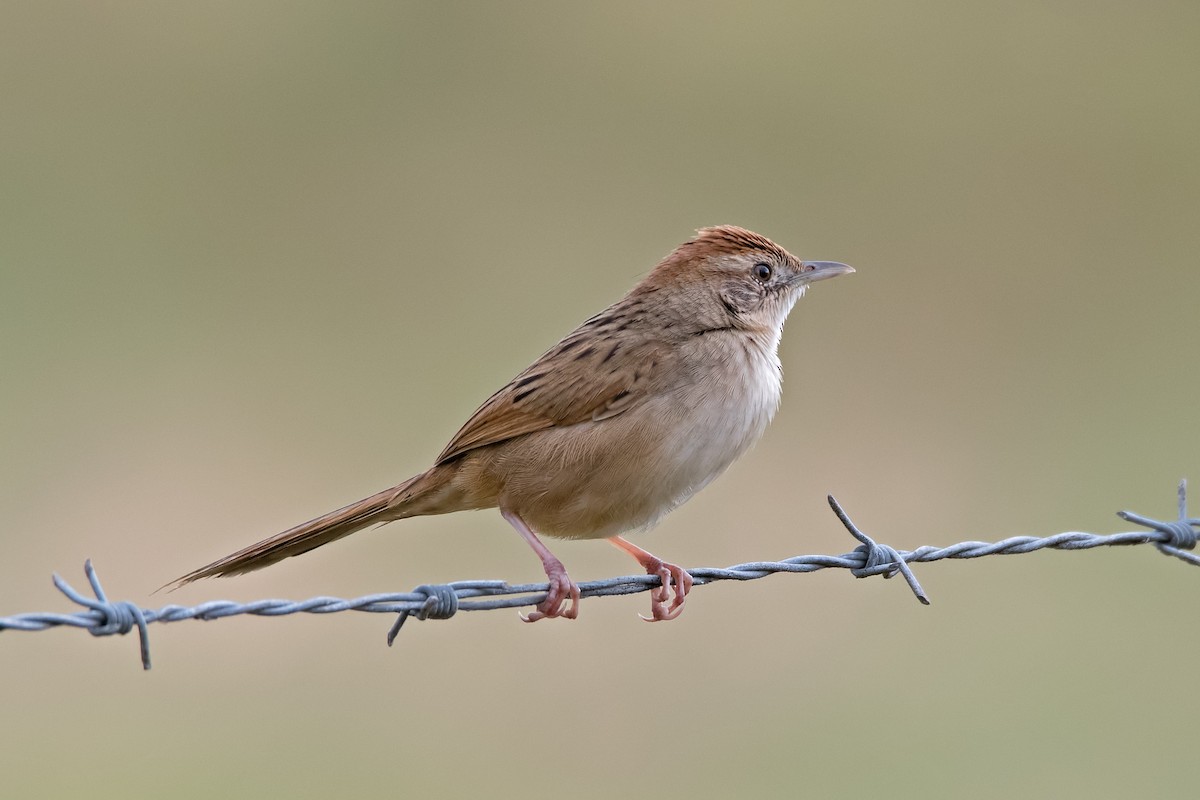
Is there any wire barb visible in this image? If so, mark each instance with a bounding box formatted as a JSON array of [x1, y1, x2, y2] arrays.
[[829, 495, 930, 605], [1, 480, 1195, 670], [386, 584, 459, 646], [52, 560, 152, 669], [1117, 479, 1199, 566]]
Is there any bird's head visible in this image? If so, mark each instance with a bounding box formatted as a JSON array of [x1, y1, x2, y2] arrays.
[[646, 225, 854, 333]]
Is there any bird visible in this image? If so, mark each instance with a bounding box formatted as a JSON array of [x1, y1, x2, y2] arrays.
[[170, 226, 853, 622]]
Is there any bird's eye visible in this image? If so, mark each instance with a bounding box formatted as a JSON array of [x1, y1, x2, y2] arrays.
[[753, 262, 772, 282]]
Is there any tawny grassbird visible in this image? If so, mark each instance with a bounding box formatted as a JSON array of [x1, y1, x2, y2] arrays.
[[172, 226, 853, 621]]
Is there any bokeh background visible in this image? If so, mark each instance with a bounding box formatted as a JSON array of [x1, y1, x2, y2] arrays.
[[2, 3, 1198, 798]]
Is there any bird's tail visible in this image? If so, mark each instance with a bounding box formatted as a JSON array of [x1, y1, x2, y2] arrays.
[[166, 464, 457, 589]]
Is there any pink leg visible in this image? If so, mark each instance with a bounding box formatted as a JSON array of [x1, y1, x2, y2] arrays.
[[610, 536, 693, 621], [502, 509, 580, 623]]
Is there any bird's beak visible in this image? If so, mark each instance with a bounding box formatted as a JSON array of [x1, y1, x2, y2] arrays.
[[798, 261, 855, 283]]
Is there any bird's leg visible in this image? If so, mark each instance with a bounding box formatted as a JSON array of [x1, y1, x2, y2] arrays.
[[609, 536, 693, 621], [502, 509, 580, 622]]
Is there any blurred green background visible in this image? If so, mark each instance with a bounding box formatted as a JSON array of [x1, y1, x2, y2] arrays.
[[2, 2, 1198, 798]]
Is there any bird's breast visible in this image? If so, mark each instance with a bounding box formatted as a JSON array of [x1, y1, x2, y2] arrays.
[[658, 330, 783, 498], [465, 329, 785, 540]]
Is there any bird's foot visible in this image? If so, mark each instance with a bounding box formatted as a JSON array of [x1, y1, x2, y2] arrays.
[[609, 536, 693, 622], [503, 508, 582, 622], [639, 558, 693, 622], [521, 564, 581, 623]]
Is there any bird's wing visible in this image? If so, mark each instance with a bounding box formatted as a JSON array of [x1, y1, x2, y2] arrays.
[[435, 331, 671, 465]]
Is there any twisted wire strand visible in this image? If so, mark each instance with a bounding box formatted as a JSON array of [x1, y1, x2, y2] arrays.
[[2, 482, 1195, 670]]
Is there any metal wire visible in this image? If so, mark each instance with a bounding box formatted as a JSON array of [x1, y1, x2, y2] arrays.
[[2, 482, 1196, 670]]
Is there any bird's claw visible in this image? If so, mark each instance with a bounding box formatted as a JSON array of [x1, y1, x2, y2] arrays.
[[521, 573, 581, 622], [639, 561, 692, 622]]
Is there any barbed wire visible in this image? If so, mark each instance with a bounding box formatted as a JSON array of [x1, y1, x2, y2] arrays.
[[2, 482, 1196, 671]]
